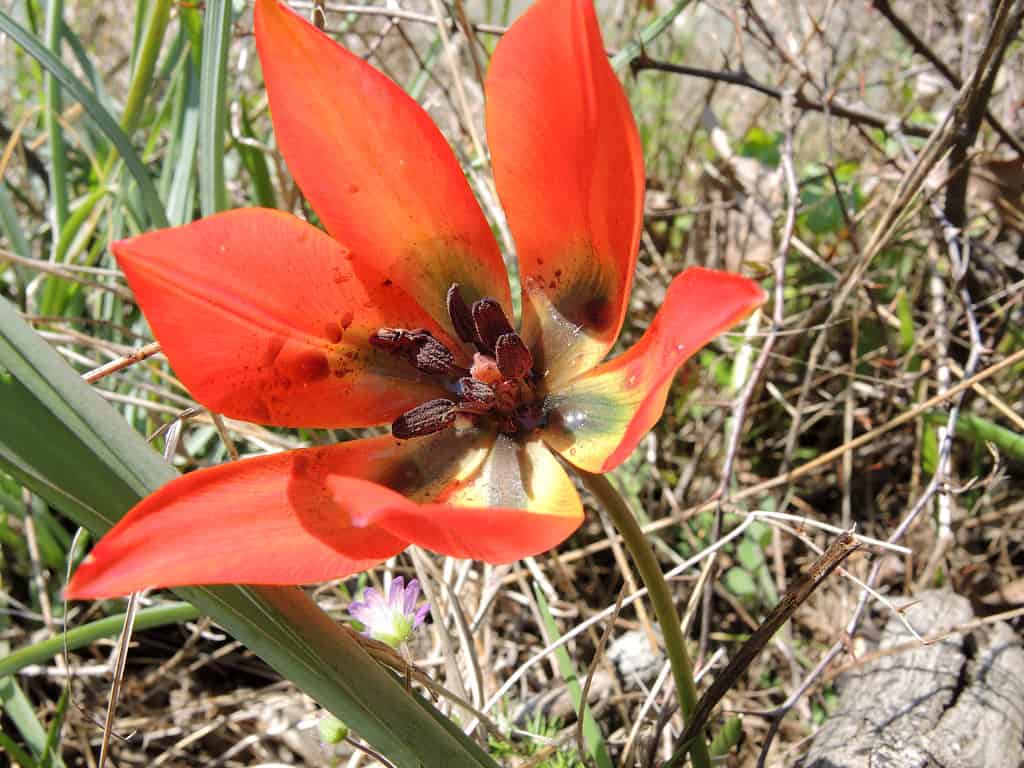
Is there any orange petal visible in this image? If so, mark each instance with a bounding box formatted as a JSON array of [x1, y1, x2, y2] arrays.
[[542, 268, 765, 472], [359, 436, 583, 562], [66, 455, 405, 598], [486, 0, 645, 386], [113, 208, 457, 429], [66, 429, 496, 598], [254, 0, 510, 331]]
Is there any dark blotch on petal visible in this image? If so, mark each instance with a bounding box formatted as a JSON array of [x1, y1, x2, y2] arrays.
[[263, 335, 287, 366], [323, 322, 343, 344], [446, 283, 477, 345], [494, 333, 534, 379], [583, 297, 613, 332], [392, 398, 457, 439], [472, 298, 514, 352], [292, 350, 330, 382]]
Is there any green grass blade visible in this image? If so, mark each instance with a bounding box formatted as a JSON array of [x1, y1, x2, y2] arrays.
[[0, 181, 32, 301], [0, 730, 36, 768], [161, 35, 200, 224], [534, 585, 613, 768], [236, 98, 276, 209], [39, 186, 109, 317], [610, 0, 694, 72], [896, 289, 915, 352], [199, 0, 232, 215], [708, 716, 743, 758], [925, 410, 1024, 462], [0, 9, 168, 229], [40, 688, 69, 768], [0, 603, 201, 678], [0, 182, 32, 262], [0, 677, 65, 767], [43, 0, 69, 244], [409, 35, 443, 100], [0, 298, 498, 768], [61, 20, 114, 116], [120, 0, 172, 138], [0, 544, 62, 768]]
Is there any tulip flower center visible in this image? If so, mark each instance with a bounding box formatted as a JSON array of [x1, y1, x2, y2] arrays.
[[370, 284, 545, 439]]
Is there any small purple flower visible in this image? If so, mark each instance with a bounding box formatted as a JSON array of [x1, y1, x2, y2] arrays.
[[347, 575, 430, 648]]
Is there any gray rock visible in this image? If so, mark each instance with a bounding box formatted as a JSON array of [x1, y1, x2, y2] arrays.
[[803, 590, 1024, 768]]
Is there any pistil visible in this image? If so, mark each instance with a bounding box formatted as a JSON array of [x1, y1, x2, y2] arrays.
[[374, 283, 547, 439]]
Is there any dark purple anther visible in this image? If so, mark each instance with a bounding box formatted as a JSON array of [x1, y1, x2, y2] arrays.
[[446, 283, 478, 346], [471, 298, 514, 353], [392, 398, 457, 439], [459, 377, 496, 407], [494, 333, 534, 379], [413, 335, 458, 376], [371, 328, 461, 376], [369, 327, 417, 354]]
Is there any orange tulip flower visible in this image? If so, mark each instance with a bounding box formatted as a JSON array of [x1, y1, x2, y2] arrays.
[[67, 0, 764, 599]]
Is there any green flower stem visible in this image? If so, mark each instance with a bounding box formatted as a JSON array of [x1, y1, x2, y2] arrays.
[[0, 602, 199, 678], [579, 470, 711, 768]]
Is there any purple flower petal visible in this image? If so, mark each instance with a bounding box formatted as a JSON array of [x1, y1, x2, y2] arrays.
[[347, 602, 371, 624], [347, 574, 430, 647], [388, 576, 405, 607], [404, 578, 421, 614]]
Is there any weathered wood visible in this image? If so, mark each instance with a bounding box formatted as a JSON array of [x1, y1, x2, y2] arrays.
[[804, 590, 1024, 768]]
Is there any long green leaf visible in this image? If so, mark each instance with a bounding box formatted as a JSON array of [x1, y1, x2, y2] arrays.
[[0, 9, 168, 229], [0, 298, 498, 768], [199, 0, 231, 215], [165, 34, 201, 225]]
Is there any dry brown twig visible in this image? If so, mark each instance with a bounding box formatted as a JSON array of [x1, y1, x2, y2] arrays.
[[668, 531, 861, 768]]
